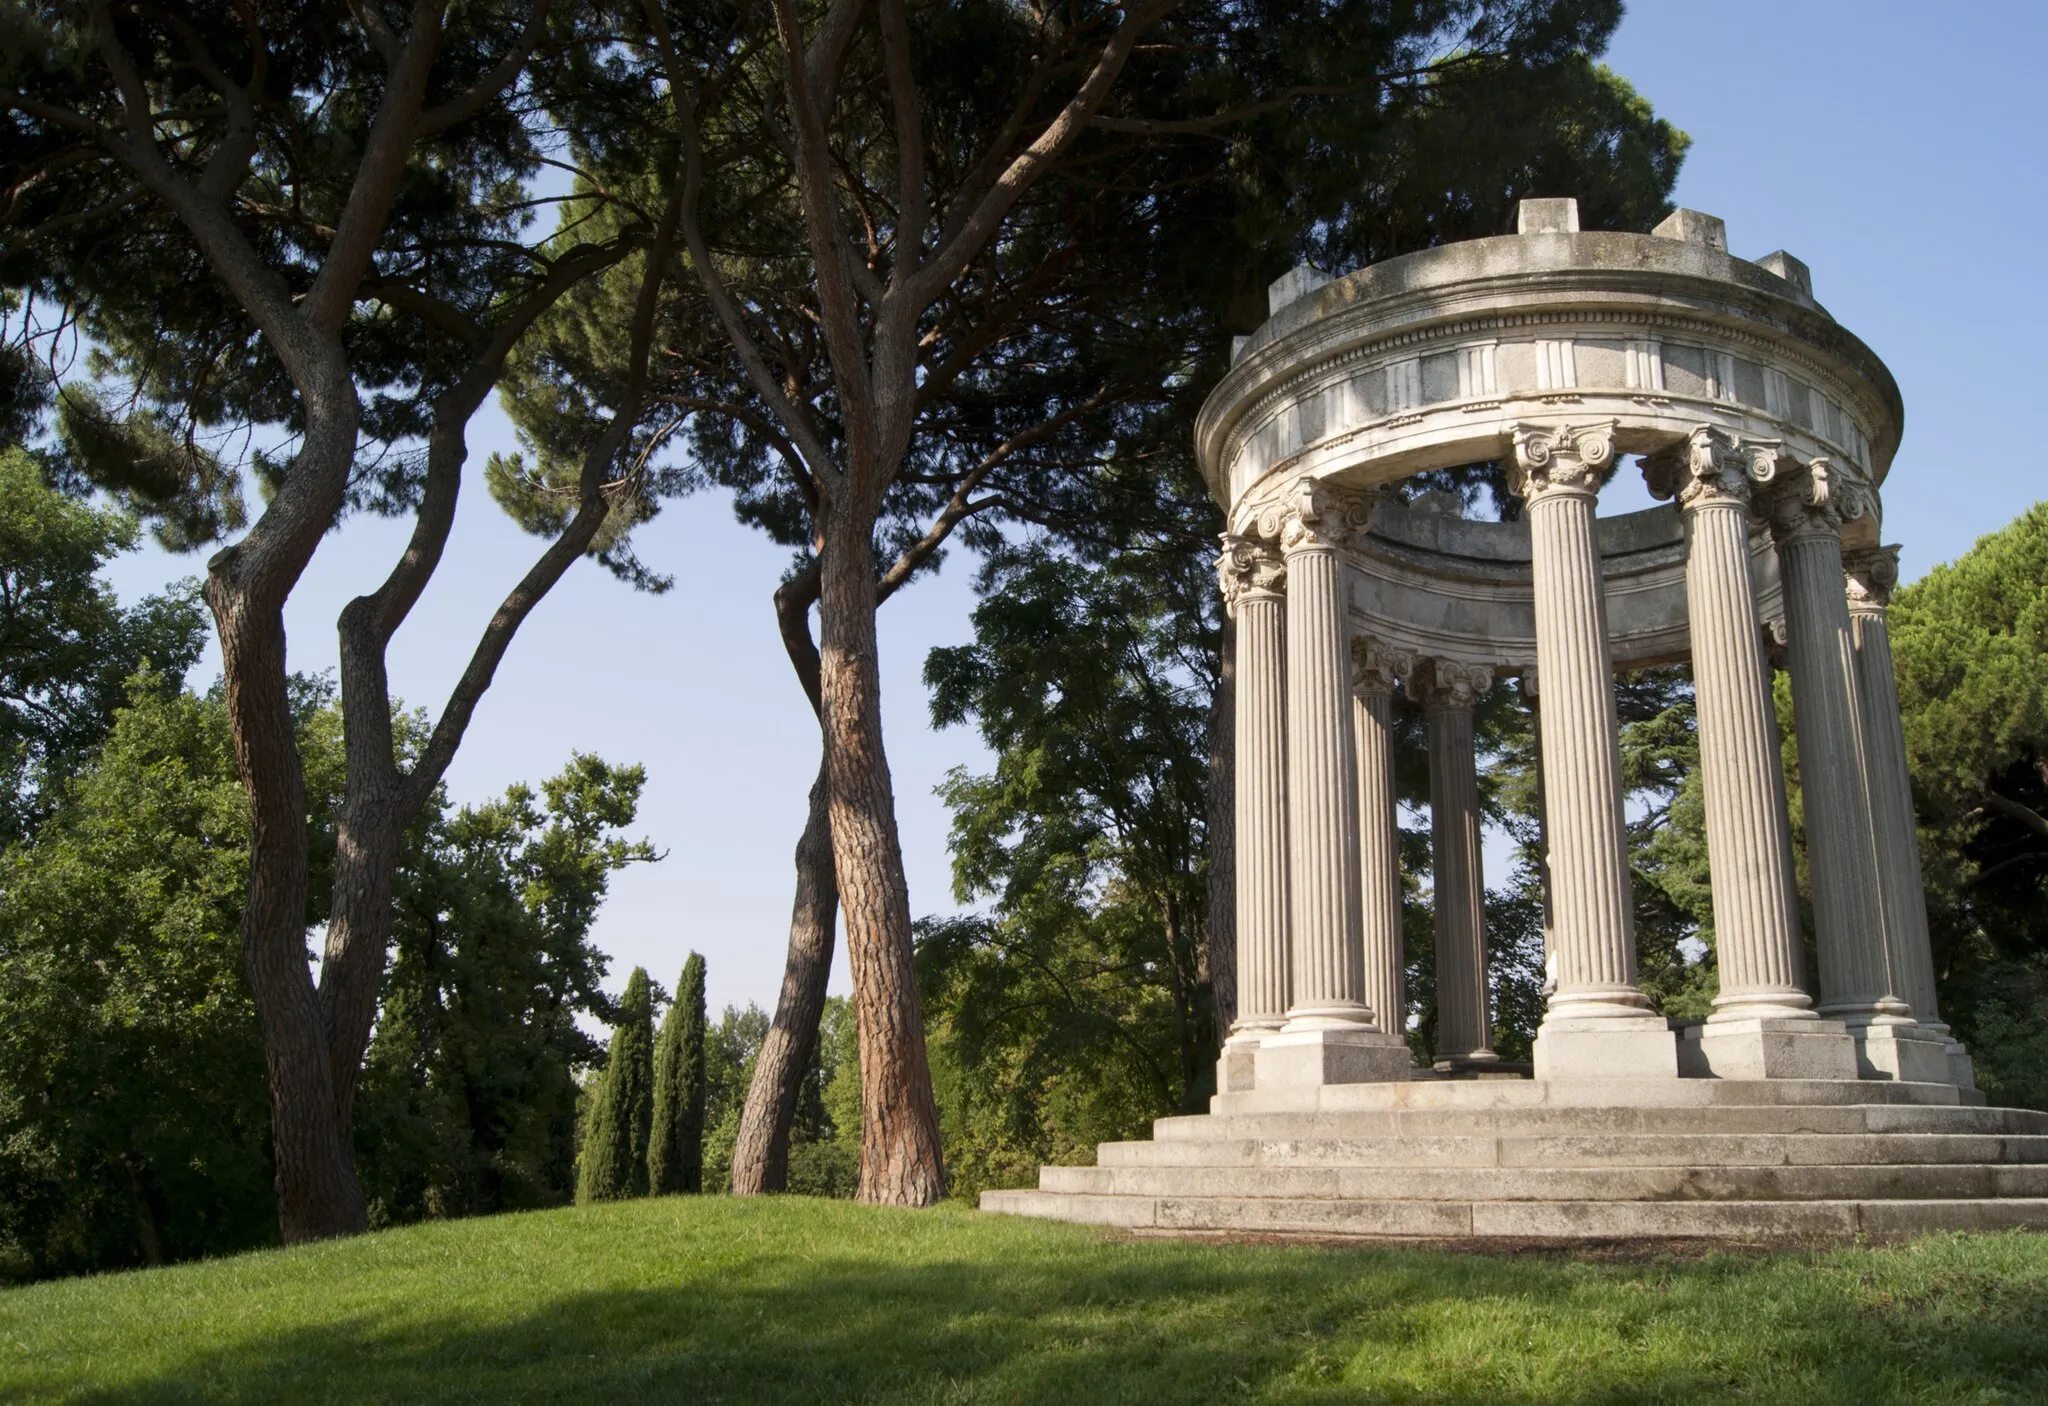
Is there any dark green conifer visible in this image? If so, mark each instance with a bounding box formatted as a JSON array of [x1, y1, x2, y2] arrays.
[[575, 967, 655, 1203], [650, 952, 708, 1193]]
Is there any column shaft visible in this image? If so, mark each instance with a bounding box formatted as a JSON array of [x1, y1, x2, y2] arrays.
[[1773, 515, 1900, 1022], [1520, 445, 1647, 1017], [1845, 551, 1945, 1030], [1427, 682, 1495, 1064], [1353, 676, 1405, 1046], [1684, 493, 1813, 1017], [1283, 541, 1370, 1029], [1226, 569, 1289, 1034]]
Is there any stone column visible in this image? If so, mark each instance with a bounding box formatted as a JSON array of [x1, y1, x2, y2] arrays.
[[1255, 479, 1410, 1090], [1420, 660, 1498, 1070], [1351, 638, 1411, 1061], [1647, 429, 1855, 1080], [1845, 545, 1974, 1088], [1214, 533, 1289, 1092], [1509, 421, 1677, 1078], [1765, 466, 1946, 1083]]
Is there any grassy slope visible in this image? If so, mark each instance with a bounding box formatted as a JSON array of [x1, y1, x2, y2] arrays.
[[3, 1199, 2047, 1404]]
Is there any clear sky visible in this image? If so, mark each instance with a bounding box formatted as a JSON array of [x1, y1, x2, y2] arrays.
[[97, 0, 2048, 1020]]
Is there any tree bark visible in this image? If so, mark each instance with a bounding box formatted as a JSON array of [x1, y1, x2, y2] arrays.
[[729, 758, 839, 1193], [1204, 612, 1237, 1035], [816, 515, 944, 1206]]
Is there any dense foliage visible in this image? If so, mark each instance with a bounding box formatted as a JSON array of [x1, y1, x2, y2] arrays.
[[0, 645, 652, 1277], [650, 952, 709, 1194]]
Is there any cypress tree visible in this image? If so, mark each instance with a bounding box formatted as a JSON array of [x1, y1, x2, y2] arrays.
[[575, 967, 655, 1203], [651, 953, 708, 1193]]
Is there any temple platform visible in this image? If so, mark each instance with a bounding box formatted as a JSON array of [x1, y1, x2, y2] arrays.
[[980, 1078, 2048, 1242]]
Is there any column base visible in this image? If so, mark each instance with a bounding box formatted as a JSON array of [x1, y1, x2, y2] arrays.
[[1252, 1028, 1414, 1091], [1216, 1030, 1271, 1094], [1849, 1021, 1955, 1083], [1532, 1017, 1678, 1080], [1948, 1041, 1978, 1091], [1677, 1017, 1859, 1080]]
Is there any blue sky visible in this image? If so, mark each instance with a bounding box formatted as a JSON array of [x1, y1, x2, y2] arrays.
[[98, 1, 2048, 1019]]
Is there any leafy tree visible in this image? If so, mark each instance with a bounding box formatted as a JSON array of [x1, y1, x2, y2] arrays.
[[1888, 505, 2048, 1107], [2, 0, 683, 1241], [0, 673, 338, 1280], [649, 951, 707, 1194], [576, 966, 655, 1203], [0, 446, 206, 843], [357, 757, 654, 1224]]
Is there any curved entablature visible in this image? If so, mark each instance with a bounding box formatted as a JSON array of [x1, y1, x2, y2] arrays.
[[1196, 203, 1905, 551], [1346, 497, 1786, 674]]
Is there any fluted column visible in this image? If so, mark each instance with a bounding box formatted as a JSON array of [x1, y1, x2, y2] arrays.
[[1648, 431, 1857, 1080], [1352, 638, 1410, 1052], [1510, 421, 1676, 1077], [1421, 660, 1497, 1067], [1764, 471, 1901, 1022], [1845, 546, 1971, 1086], [1216, 534, 1289, 1049], [1651, 430, 1813, 1016], [1279, 479, 1374, 1031], [1841, 547, 1941, 1026]]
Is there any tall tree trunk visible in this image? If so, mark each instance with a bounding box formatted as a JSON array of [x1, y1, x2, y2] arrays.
[[730, 759, 839, 1193], [816, 516, 944, 1206], [1204, 613, 1237, 1036], [209, 576, 368, 1241]]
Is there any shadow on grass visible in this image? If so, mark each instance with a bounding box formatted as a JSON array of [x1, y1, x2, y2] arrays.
[[81, 1225, 2048, 1405]]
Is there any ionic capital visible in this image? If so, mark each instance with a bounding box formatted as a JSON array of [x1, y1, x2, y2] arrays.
[[1274, 475, 1375, 553], [1642, 426, 1781, 510], [1843, 544, 1902, 615], [1761, 456, 1872, 547], [1216, 532, 1286, 615], [1507, 419, 1618, 501], [1417, 658, 1494, 712], [1350, 636, 1413, 700]]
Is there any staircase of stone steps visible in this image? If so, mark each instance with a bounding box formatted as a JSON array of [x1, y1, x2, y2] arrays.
[[979, 1080, 2048, 1242]]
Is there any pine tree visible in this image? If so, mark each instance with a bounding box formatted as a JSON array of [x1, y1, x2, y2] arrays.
[[650, 952, 709, 1193], [575, 967, 655, 1203]]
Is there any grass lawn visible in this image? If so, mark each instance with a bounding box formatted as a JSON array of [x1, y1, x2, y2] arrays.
[[3, 1199, 2047, 1403]]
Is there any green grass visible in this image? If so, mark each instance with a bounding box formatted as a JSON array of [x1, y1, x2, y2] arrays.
[[3, 1199, 2047, 1403]]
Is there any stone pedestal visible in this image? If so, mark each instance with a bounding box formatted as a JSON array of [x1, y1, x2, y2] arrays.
[[1252, 1027, 1415, 1092], [1855, 1023, 1958, 1084], [1513, 421, 1678, 1079], [1679, 1018, 1859, 1080]]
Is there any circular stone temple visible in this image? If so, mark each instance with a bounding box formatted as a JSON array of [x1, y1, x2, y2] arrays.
[[984, 200, 2048, 1241]]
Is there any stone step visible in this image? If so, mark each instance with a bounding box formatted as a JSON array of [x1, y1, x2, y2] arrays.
[[1095, 1132, 2048, 1170], [980, 1189, 2048, 1241], [1040, 1161, 2048, 1202], [1204, 1077, 1965, 1117], [1153, 1102, 2048, 1142]]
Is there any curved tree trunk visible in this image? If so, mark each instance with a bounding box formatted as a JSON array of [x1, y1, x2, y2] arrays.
[[816, 518, 944, 1206], [729, 759, 839, 1193], [210, 545, 369, 1242]]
